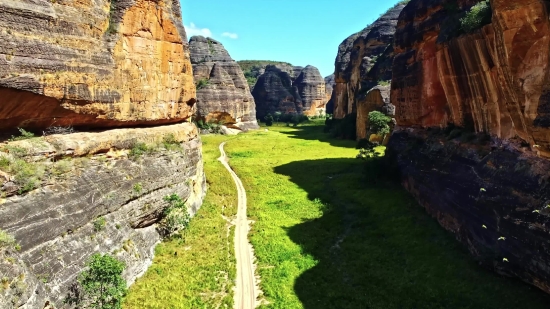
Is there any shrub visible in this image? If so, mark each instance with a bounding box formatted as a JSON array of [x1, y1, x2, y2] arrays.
[[460, 0, 492, 33], [264, 114, 274, 126], [368, 111, 391, 136], [65, 253, 127, 309], [93, 217, 106, 232], [9, 128, 35, 141], [129, 142, 150, 160], [378, 80, 391, 87], [162, 134, 181, 151], [196, 78, 210, 90], [0, 229, 15, 248], [356, 141, 383, 160], [160, 194, 191, 237]]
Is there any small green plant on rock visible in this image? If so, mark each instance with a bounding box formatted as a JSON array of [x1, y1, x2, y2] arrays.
[[196, 78, 210, 90], [133, 183, 143, 195], [93, 217, 106, 232], [65, 253, 127, 309], [9, 128, 35, 142], [0, 229, 15, 248]]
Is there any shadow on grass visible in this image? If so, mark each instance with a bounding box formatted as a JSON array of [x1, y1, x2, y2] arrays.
[[273, 124, 357, 149], [274, 158, 550, 309]]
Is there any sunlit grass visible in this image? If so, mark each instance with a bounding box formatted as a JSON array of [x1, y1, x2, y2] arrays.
[[124, 135, 236, 309], [126, 121, 550, 308]]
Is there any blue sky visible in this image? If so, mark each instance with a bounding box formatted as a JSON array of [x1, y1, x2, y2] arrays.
[[180, 0, 405, 77]]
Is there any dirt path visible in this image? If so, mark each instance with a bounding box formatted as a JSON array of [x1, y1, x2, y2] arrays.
[[218, 142, 259, 309]]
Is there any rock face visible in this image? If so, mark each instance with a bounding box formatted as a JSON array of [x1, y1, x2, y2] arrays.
[[330, 3, 405, 139], [252, 65, 327, 118], [0, 0, 196, 131], [324, 74, 335, 105], [0, 123, 206, 308], [388, 0, 550, 293], [356, 85, 394, 141], [189, 36, 259, 130]]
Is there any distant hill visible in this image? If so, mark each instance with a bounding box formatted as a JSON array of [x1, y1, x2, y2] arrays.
[[237, 60, 293, 88]]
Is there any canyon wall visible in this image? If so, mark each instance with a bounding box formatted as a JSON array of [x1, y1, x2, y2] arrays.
[[0, 1, 207, 307], [330, 3, 405, 139], [252, 64, 327, 119], [189, 36, 259, 130], [0, 124, 206, 308], [0, 0, 196, 131], [388, 0, 550, 293]]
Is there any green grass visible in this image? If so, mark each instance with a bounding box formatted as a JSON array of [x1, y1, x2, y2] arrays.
[[123, 135, 237, 309], [225, 123, 550, 308], [125, 121, 550, 308]]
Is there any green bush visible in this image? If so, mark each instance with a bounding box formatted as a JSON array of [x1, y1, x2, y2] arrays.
[[0, 230, 15, 248], [160, 194, 191, 237], [9, 128, 35, 142], [368, 111, 391, 136], [129, 142, 152, 160], [94, 217, 106, 232], [460, 0, 492, 33], [66, 253, 127, 309], [196, 78, 210, 90], [264, 114, 274, 126]]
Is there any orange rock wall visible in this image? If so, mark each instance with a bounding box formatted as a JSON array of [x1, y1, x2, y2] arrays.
[[392, 0, 550, 155], [0, 0, 195, 130]]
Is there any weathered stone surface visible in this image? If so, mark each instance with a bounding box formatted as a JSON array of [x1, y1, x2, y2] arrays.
[[252, 65, 327, 118], [388, 127, 550, 294], [0, 0, 196, 131], [0, 123, 206, 308], [331, 4, 405, 121], [356, 85, 393, 141], [324, 74, 335, 105], [295, 66, 327, 116], [189, 36, 259, 130], [388, 0, 550, 293]]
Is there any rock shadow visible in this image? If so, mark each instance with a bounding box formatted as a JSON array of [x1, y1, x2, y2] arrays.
[[274, 124, 357, 149], [274, 158, 550, 309]]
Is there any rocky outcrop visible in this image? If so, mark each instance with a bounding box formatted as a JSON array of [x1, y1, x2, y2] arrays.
[[0, 123, 206, 308], [324, 74, 335, 105], [252, 65, 327, 118], [356, 85, 394, 141], [0, 0, 196, 131], [388, 0, 550, 293], [330, 3, 405, 121], [189, 36, 259, 130], [238, 60, 303, 90]]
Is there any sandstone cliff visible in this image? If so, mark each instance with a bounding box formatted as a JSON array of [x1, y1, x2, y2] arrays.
[[238, 60, 299, 90], [0, 0, 196, 131], [0, 124, 206, 308], [389, 0, 550, 293], [330, 4, 405, 121], [252, 65, 327, 119], [189, 36, 259, 130]]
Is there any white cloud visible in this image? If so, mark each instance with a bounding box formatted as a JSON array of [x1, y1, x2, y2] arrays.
[[184, 22, 212, 38], [222, 32, 239, 39]]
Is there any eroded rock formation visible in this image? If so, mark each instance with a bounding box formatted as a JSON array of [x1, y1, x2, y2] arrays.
[[389, 0, 550, 293], [0, 0, 196, 131], [330, 3, 405, 121], [189, 36, 259, 130], [0, 123, 206, 307], [252, 64, 327, 118]]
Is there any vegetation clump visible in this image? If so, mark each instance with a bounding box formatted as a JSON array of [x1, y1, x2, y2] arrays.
[[65, 253, 127, 309], [196, 78, 210, 90], [461, 0, 492, 33], [368, 110, 391, 137], [160, 194, 191, 237], [9, 128, 35, 141]]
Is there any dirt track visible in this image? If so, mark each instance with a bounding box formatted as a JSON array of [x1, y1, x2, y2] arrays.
[[218, 142, 258, 309]]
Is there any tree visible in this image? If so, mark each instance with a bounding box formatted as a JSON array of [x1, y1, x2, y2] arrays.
[[273, 111, 282, 125], [368, 111, 391, 137], [67, 254, 127, 309], [264, 113, 274, 126]]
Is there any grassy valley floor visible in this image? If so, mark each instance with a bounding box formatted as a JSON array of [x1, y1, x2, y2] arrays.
[[125, 122, 550, 308]]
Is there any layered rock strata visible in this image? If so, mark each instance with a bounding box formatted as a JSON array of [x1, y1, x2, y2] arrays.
[[330, 3, 405, 121], [0, 123, 206, 308], [0, 0, 196, 131], [389, 0, 550, 292], [252, 65, 327, 118], [189, 36, 259, 130]]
